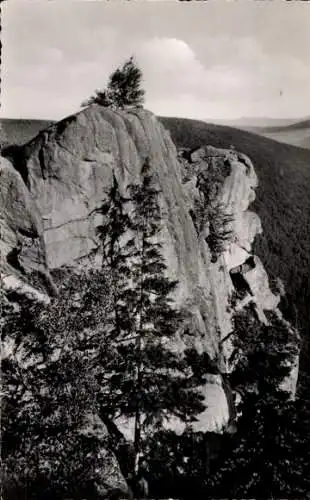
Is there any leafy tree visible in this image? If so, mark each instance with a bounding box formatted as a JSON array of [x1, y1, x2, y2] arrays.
[[144, 429, 207, 498], [1, 270, 129, 499], [82, 56, 145, 110], [205, 309, 310, 499], [207, 389, 310, 499], [228, 309, 299, 396], [144, 428, 229, 499]]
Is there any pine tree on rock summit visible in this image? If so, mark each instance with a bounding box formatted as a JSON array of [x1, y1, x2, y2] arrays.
[[81, 56, 145, 110]]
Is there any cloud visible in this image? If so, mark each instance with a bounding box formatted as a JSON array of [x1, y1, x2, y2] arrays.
[[1, 2, 309, 121], [139, 37, 197, 69], [44, 48, 64, 64], [134, 37, 257, 118], [137, 37, 243, 95]]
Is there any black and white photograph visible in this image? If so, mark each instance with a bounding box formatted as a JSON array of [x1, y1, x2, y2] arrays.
[[1, 1, 310, 499]]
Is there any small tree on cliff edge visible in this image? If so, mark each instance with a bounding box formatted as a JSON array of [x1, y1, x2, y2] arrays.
[[82, 56, 145, 110]]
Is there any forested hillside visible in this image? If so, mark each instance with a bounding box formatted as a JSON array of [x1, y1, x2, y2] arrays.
[[160, 117, 310, 379], [0, 118, 54, 147]]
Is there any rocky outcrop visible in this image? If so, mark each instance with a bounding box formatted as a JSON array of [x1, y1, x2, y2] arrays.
[[178, 145, 300, 401], [1, 105, 299, 437]]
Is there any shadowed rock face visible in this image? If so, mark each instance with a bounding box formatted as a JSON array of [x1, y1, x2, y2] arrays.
[[0, 157, 56, 302], [1, 105, 299, 435], [0, 157, 44, 272]]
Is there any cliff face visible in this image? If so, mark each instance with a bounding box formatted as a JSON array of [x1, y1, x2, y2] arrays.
[[0, 157, 54, 303], [1, 105, 299, 434]]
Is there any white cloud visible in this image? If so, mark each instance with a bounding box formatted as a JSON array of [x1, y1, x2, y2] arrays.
[[137, 37, 238, 95], [139, 37, 197, 68], [135, 37, 256, 119], [136, 36, 310, 120]]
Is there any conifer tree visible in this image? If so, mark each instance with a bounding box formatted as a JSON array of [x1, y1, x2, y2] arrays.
[[96, 160, 205, 486], [2, 165, 205, 498], [81, 56, 145, 110], [94, 173, 133, 345], [126, 159, 205, 477]]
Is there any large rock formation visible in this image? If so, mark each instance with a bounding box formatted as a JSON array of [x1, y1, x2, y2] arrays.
[[1, 105, 299, 438]]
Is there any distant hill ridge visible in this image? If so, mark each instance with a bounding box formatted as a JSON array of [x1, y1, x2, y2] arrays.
[[253, 118, 310, 133], [247, 119, 310, 149], [204, 116, 310, 128], [0, 118, 55, 147], [1, 115, 310, 148], [201, 116, 310, 150]]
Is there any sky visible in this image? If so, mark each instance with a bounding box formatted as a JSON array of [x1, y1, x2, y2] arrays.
[[1, 0, 310, 121]]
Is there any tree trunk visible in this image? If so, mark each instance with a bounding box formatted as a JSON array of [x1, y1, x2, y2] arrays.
[[134, 313, 143, 478]]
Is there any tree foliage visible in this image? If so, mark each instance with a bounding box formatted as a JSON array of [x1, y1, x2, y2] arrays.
[[96, 159, 205, 484], [207, 389, 310, 499], [206, 202, 234, 262], [82, 56, 145, 110], [187, 155, 234, 262], [205, 309, 309, 499], [1, 270, 120, 499]]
